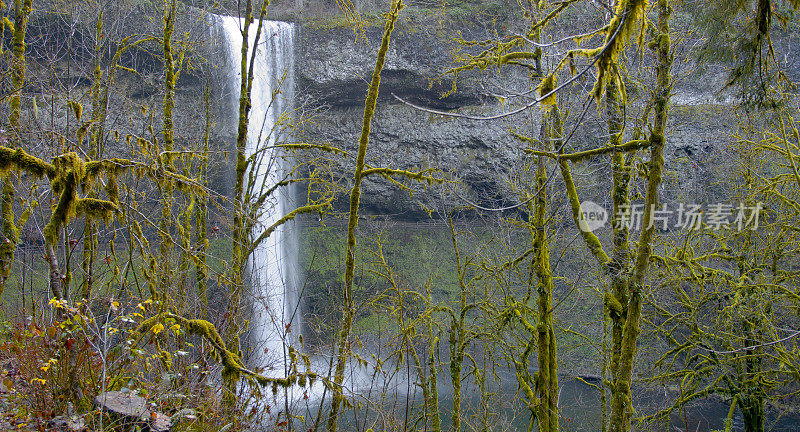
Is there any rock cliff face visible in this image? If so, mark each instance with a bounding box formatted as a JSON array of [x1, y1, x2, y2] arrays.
[[295, 24, 538, 218], [296, 25, 481, 109], [290, 22, 749, 219]]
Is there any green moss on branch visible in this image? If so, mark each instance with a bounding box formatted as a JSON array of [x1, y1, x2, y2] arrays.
[[0, 147, 56, 178]]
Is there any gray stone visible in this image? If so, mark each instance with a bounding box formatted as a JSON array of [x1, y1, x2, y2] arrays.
[[49, 415, 86, 432], [94, 391, 171, 432]]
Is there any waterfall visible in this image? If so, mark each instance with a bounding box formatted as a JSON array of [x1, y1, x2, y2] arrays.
[[212, 15, 299, 377], [210, 15, 388, 415]]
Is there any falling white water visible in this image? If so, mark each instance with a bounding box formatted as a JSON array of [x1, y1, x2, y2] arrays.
[[213, 15, 299, 379], [210, 15, 397, 417]]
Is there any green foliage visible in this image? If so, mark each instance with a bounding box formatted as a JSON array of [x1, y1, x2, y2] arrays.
[[645, 110, 800, 432], [307, 11, 383, 29]]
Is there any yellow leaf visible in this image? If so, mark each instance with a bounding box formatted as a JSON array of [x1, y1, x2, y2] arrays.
[[169, 324, 180, 332], [41, 358, 58, 372], [152, 323, 164, 335]]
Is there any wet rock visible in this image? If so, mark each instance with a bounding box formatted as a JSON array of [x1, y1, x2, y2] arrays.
[[49, 415, 86, 432], [94, 391, 171, 432]]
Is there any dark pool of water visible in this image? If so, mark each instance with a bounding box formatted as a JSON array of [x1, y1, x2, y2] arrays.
[[315, 373, 800, 432]]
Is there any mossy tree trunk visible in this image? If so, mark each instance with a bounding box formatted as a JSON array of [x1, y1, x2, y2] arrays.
[[195, 79, 212, 317], [606, 74, 631, 390], [448, 320, 464, 432], [326, 2, 403, 431], [226, 0, 269, 414], [739, 317, 765, 432], [159, 0, 178, 298], [81, 10, 106, 300], [547, 2, 671, 432], [378, 237, 441, 432], [446, 217, 469, 432], [532, 105, 559, 432], [608, 2, 671, 431], [0, 0, 32, 298], [425, 329, 441, 432]]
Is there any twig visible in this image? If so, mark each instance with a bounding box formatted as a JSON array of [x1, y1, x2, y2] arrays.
[[515, 25, 609, 49], [699, 329, 800, 355], [392, 10, 628, 121]]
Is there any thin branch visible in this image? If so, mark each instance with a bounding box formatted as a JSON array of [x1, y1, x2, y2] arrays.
[[523, 139, 650, 161], [515, 24, 609, 49], [392, 10, 627, 121], [698, 329, 800, 355], [450, 185, 536, 212]]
